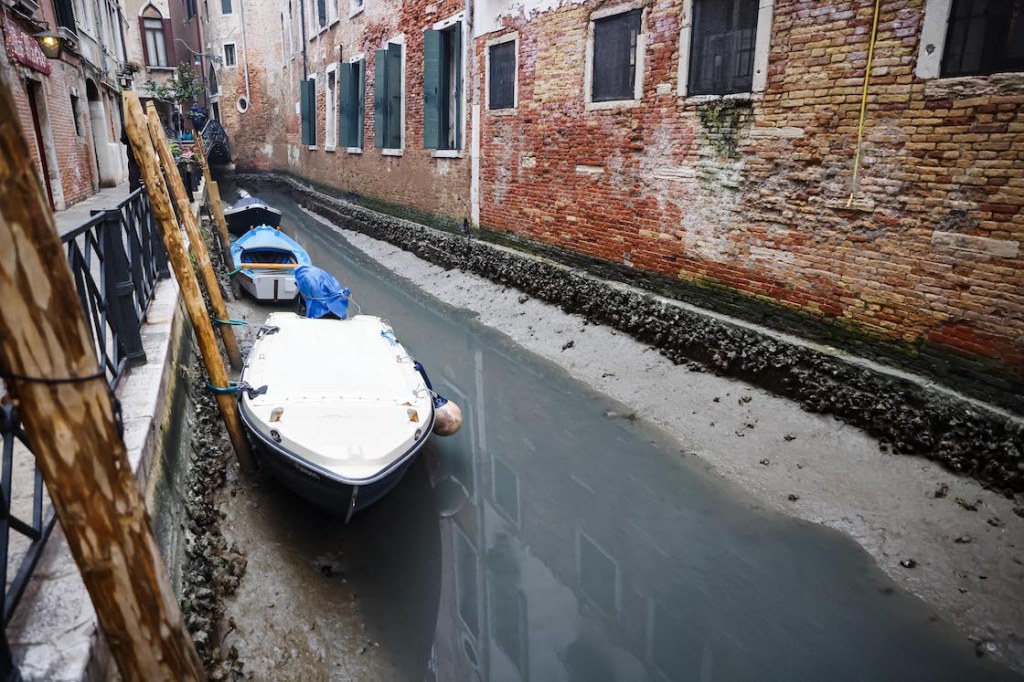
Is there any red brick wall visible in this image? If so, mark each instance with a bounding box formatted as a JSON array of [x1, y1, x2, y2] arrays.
[[1, 27, 98, 210], [223, 0, 471, 223], [475, 0, 1024, 374]]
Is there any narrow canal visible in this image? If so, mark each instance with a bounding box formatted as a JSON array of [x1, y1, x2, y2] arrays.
[[218, 188, 1018, 681]]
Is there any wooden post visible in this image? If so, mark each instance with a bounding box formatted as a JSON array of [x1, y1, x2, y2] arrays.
[[192, 137, 233, 268], [145, 103, 242, 371], [0, 67, 205, 681], [123, 92, 256, 473]]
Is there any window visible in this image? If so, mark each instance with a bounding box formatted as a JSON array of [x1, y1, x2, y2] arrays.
[[328, 0, 339, 23], [300, 78, 317, 146], [224, 43, 236, 67], [591, 9, 642, 102], [488, 38, 516, 110], [184, 0, 197, 20], [70, 94, 83, 137], [340, 58, 365, 149], [221, 0, 231, 14], [423, 21, 463, 150], [374, 42, 403, 150], [208, 63, 219, 94], [688, 0, 758, 96], [316, 0, 327, 30], [325, 67, 337, 149], [350, 0, 363, 17], [942, 0, 1024, 77], [140, 7, 169, 68]]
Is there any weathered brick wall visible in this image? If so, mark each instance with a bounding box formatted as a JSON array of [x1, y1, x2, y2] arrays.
[[1, 28, 97, 209], [217, 0, 471, 224], [475, 0, 1024, 401]]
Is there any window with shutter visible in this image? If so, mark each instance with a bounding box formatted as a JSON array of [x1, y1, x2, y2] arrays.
[[325, 68, 337, 149], [224, 44, 236, 67], [374, 43, 403, 150], [488, 40, 516, 110], [591, 9, 642, 102], [423, 21, 463, 150], [221, 0, 232, 14], [340, 59, 365, 149], [942, 0, 1024, 77], [317, 0, 327, 28], [300, 79, 316, 146], [689, 0, 758, 96]]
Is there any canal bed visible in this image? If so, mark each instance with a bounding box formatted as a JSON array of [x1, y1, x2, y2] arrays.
[[214, 189, 1021, 681]]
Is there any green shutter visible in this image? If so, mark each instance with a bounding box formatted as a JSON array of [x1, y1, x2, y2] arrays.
[[423, 30, 441, 150], [357, 59, 365, 149], [374, 49, 388, 149], [451, 23, 462, 149], [386, 43, 402, 149], [300, 79, 316, 146], [339, 62, 353, 147]]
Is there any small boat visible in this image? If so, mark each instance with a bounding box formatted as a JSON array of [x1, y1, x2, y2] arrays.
[[230, 225, 311, 302], [239, 312, 456, 520], [224, 190, 282, 236]]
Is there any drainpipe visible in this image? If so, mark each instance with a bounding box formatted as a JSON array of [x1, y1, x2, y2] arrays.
[[299, 0, 308, 79], [239, 0, 252, 106]]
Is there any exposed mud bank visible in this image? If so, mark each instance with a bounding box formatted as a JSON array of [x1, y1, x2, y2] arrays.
[[236, 173, 1024, 495], [179, 355, 247, 680]]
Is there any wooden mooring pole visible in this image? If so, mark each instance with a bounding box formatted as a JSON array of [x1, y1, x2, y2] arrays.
[[191, 136, 234, 268], [0, 68, 205, 680], [145, 103, 242, 371], [122, 92, 256, 473]]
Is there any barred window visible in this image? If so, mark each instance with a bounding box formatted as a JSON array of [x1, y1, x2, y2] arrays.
[[689, 0, 758, 96], [592, 9, 642, 102], [942, 0, 1024, 77]]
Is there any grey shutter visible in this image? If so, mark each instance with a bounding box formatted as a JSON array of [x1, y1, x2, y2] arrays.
[[450, 23, 462, 148], [386, 43, 402, 149], [300, 79, 316, 146], [339, 62, 353, 147], [373, 49, 388, 148], [357, 59, 366, 149], [423, 30, 441, 149]]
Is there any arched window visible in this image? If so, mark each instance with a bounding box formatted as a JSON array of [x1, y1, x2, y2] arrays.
[[140, 5, 170, 68], [208, 63, 219, 95]]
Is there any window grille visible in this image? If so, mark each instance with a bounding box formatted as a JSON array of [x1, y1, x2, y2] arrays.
[[592, 9, 642, 102], [942, 0, 1024, 77], [489, 42, 516, 109], [689, 0, 758, 96]]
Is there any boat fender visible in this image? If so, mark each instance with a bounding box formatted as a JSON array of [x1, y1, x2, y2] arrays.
[[433, 400, 463, 437], [413, 360, 463, 437]]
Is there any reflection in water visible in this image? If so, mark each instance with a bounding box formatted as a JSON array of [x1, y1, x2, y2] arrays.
[[243, 190, 1017, 682]]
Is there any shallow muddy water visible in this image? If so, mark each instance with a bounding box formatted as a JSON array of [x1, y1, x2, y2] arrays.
[[220, 188, 1018, 681]]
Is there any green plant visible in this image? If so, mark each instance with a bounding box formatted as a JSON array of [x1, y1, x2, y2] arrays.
[[143, 62, 206, 105]]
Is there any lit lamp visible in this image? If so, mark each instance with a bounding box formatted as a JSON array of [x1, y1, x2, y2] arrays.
[[34, 31, 64, 60]]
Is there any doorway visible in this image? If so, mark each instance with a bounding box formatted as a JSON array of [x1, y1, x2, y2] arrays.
[[26, 80, 62, 210], [86, 79, 118, 187]]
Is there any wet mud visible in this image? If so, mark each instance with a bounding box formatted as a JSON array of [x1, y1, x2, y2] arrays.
[[236, 172, 1024, 496]]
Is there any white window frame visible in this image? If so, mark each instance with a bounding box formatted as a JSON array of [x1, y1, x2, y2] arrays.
[[328, 0, 340, 25], [223, 42, 238, 68], [349, 0, 363, 19], [913, 0, 1021, 81], [584, 2, 647, 111], [307, 72, 318, 151], [431, 12, 467, 158], [345, 52, 365, 154], [486, 31, 518, 114], [677, 0, 774, 100], [380, 33, 406, 156], [324, 63, 338, 151]]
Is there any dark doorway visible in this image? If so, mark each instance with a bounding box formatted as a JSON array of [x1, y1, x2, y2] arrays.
[[26, 81, 55, 210]]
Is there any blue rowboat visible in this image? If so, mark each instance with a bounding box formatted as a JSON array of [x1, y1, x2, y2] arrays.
[[230, 225, 311, 303]]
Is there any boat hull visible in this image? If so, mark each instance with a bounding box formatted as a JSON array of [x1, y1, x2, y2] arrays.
[[237, 271, 299, 303], [225, 206, 282, 236], [241, 400, 427, 520]]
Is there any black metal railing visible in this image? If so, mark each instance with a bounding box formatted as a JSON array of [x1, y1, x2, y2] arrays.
[[0, 187, 167, 679]]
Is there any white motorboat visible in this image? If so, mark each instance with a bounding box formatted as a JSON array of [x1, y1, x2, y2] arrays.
[[239, 312, 444, 520]]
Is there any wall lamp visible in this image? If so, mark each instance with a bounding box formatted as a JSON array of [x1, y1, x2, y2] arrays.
[[34, 31, 65, 60]]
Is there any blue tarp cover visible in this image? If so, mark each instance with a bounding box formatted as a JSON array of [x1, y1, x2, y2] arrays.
[[295, 265, 350, 319]]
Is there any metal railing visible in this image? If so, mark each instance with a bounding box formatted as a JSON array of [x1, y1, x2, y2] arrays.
[[0, 187, 168, 679]]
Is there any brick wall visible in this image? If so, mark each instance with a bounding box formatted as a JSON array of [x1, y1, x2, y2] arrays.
[[1, 26, 98, 210], [214, 0, 471, 224], [474, 0, 1024, 396]]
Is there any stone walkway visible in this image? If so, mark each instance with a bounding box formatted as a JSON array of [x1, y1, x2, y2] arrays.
[[53, 183, 131, 236]]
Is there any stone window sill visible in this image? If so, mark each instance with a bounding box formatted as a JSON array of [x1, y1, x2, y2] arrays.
[[585, 99, 640, 112], [346, 147, 362, 155], [381, 148, 403, 156], [432, 149, 462, 158]]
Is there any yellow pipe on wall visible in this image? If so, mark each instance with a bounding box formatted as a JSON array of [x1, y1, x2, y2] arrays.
[[847, 0, 883, 207]]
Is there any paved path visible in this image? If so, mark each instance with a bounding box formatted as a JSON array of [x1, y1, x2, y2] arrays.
[[53, 183, 131, 236]]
